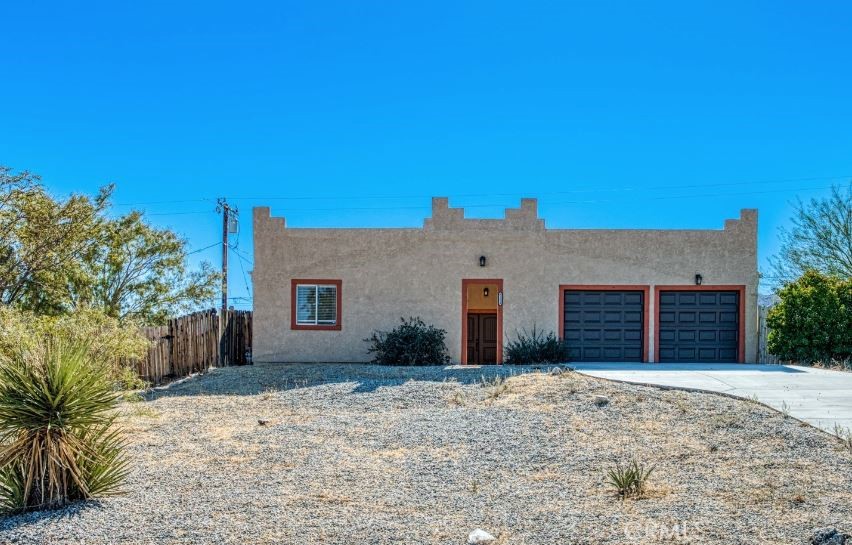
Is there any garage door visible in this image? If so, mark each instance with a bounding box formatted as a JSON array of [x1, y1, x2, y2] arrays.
[[563, 290, 645, 362], [658, 290, 739, 362]]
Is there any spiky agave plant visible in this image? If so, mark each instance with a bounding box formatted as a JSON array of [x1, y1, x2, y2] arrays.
[[606, 459, 655, 499], [0, 341, 129, 512]]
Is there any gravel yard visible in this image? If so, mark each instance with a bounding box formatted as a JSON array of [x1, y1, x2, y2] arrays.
[[2, 363, 851, 544]]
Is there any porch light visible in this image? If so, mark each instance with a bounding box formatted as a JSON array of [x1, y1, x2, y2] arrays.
[[483, 287, 489, 297], [695, 273, 703, 286], [479, 256, 486, 267]]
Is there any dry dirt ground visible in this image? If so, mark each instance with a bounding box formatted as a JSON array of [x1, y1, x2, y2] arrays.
[[2, 363, 851, 544]]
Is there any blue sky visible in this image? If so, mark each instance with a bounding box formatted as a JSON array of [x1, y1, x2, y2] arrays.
[[2, 1, 851, 305]]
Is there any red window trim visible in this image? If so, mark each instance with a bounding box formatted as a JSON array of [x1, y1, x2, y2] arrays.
[[290, 279, 342, 331], [653, 285, 746, 363], [558, 285, 651, 363]]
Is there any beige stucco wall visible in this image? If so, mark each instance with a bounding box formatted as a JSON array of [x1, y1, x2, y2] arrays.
[[253, 198, 759, 363]]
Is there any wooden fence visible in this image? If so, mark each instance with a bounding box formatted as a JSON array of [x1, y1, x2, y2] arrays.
[[129, 309, 252, 385], [757, 305, 781, 364]]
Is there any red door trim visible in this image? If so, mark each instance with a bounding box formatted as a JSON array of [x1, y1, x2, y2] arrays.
[[653, 285, 746, 363], [461, 279, 503, 364], [558, 285, 651, 363]]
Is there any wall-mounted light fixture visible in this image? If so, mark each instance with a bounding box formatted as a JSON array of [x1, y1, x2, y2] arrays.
[[695, 273, 703, 286], [483, 287, 489, 297], [479, 256, 486, 267]]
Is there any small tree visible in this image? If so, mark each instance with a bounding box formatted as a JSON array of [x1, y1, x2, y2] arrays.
[[75, 211, 220, 325], [770, 184, 852, 284], [767, 270, 852, 362], [0, 167, 111, 313], [365, 317, 450, 365]]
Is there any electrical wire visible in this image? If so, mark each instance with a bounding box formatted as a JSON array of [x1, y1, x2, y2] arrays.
[[112, 174, 851, 209], [185, 242, 221, 255], [138, 183, 840, 216]]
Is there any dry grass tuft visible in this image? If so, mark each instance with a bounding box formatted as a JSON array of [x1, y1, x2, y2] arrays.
[[480, 375, 511, 400]]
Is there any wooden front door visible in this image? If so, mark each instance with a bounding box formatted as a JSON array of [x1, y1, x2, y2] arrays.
[[466, 313, 498, 364]]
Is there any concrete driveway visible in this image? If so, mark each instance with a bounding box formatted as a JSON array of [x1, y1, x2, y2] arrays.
[[571, 363, 852, 435]]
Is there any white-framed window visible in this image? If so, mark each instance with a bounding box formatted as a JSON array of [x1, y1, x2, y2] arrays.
[[295, 283, 338, 326]]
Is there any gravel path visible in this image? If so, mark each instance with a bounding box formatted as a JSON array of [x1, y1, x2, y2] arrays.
[[2, 363, 851, 544]]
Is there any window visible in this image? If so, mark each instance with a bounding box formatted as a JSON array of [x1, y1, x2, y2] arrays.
[[291, 279, 341, 330]]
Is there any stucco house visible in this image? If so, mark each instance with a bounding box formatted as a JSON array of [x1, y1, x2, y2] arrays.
[[252, 198, 758, 364]]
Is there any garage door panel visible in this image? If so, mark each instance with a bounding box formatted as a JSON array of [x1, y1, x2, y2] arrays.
[[603, 293, 623, 305], [564, 289, 645, 362], [699, 294, 718, 305], [565, 292, 582, 304], [582, 329, 602, 341], [582, 310, 601, 322], [719, 348, 737, 360], [603, 329, 622, 341], [719, 293, 738, 305], [563, 329, 581, 341], [604, 311, 623, 322], [623, 329, 642, 341], [678, 312, 696, 323], [698, 330, 717, 342], [719, 330, 737, 342], [623, 293, 642, 305], [679, 293, 697, 305], [679, 330, 696, 341], [658, 290, 739, 363]]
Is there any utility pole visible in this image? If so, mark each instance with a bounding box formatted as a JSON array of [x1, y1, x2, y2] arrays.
[[216, 198, 237, 313]]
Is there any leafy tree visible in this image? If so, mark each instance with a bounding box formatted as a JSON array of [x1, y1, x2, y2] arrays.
[[770, 184, 852, 284], [0, 167, 110, 313], [75, 211, 220, 324], [0, 166, 220, 324], [766, 270, 852, 362]]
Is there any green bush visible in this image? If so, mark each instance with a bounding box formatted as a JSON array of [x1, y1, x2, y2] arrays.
[[366, 317, 450, 365], [0, 307, 148, 389], [504, 326, 569, 364], [767, 270, 852, 363], [0, 341, 129, 513]]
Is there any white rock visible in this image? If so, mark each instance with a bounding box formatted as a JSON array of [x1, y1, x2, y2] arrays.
[[468, 529, 496, 544]]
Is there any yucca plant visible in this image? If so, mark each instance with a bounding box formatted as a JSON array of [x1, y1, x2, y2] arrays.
[[0, 341, 129, 513], [606, 459, 654, 499]]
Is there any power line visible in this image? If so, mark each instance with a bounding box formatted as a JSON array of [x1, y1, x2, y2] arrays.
[[228, 245, 253, 266], [185, 241, 221, 255], [110, 174, 852, 209], [138, 183, 839, 216]]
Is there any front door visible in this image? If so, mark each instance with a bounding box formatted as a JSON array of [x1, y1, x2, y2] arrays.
[[467, 313, 497, 364]]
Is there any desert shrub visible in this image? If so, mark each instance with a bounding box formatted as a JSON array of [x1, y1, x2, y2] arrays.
[[0, 341, 129, 513], [606, 459, 654, 498], [0, 307, 148, 388], [365, 317, 450, 365], [504, 326, 569, 364], [767, 270, 852, 363], [480, 375, 511, 400]]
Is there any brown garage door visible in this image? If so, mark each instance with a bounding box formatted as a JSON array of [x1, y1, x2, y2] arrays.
[[658, 290, 739, 362]]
